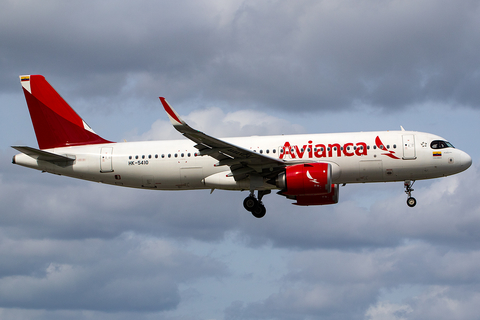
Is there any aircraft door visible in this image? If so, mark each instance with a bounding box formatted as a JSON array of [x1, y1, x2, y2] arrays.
[[402, 135, 416, 160], [100, 147, 114, 172]]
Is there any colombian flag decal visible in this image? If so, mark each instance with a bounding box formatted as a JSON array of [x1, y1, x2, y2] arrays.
[[433, 151, 442, 157], [20, 76, 30, 82]]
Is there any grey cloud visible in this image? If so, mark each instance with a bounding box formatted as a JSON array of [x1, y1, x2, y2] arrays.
[[2, 0, 480, 112], [225, 242, 480, 320], [0, 234, 227, 312]]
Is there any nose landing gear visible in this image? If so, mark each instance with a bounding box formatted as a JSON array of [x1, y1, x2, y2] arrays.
[[404, 180, 416, 207], [243, 190, 270, 218]]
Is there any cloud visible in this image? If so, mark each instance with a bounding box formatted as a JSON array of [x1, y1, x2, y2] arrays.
[[134, 106, 305, 141], [225, 241, 480, 320], [0, 233, 227, 312], [2, 0, 480, 111]]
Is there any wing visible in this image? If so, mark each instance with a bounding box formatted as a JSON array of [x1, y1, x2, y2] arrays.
[[160, 97, 286, 180]]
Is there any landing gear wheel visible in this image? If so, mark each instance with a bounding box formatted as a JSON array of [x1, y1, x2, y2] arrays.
[[243, 196, 258, 211], [251, 204, 266, 218], [407, 197, 417, 207], [404, 180, 416, 208]]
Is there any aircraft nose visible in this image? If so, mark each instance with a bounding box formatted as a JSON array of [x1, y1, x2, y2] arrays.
[[459, 151, 472, 170]]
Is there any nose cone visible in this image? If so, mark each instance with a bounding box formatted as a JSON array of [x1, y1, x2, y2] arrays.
[[458, 150, 472, 172]]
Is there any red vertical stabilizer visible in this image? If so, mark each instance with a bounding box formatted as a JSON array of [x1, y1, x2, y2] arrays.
[[20, 75, 112, 150]]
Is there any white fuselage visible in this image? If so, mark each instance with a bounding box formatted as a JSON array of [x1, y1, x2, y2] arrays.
[[13, 130, 472, 191]]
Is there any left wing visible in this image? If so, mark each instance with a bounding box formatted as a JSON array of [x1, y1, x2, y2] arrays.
[[160, 97, 286, 180]]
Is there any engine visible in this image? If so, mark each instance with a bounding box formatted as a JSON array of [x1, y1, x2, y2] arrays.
[[276, 163, 339, 206], [293, 184, 339, 206]]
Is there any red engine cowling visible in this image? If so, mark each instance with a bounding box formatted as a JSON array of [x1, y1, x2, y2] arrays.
[[293, 184, 340, 206], [277, 163, 332, 196]]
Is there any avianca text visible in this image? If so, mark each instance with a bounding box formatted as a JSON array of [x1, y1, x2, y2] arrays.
[[279, 141, 367, 159]]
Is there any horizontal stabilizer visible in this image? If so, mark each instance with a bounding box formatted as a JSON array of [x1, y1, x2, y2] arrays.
[[12, 146, 75, 162]]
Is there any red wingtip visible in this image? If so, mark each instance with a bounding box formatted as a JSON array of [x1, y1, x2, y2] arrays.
[[159, 97, 183, 125]]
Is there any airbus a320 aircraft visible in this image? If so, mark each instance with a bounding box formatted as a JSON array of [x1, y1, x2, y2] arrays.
[[13, 75, 472, 218]]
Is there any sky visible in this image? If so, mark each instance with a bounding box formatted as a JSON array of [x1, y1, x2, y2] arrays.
[[1, 0, 480, 319]]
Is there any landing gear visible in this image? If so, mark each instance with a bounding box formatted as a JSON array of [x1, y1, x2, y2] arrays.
[[404, 180, 417, 207], [243, 190, 270, 218], [407, 197, 417, 207]]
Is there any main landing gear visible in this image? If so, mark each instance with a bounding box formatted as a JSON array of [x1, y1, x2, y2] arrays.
[[404, 180, 417, 207], [243, 190, 270, 218]]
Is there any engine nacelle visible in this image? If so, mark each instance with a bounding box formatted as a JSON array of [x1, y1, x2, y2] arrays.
[[277, 163, 332, 196], [293, 184, 340, 206]]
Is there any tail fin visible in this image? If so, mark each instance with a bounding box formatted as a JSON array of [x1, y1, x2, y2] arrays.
[[19, 75, 112, 149]]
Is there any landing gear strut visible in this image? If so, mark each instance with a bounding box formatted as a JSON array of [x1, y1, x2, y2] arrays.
[[243, 190, 270, 218], [404, 180, 417, 207]]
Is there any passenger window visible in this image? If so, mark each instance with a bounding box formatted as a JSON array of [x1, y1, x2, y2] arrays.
[[135, 155, 139, 159], [129, 156, 132, 160]]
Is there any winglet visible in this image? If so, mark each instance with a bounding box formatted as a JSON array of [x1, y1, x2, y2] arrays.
[[159, 97, 184, 126]]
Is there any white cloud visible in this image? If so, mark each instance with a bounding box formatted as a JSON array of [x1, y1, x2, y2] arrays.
[[135, 106, 305, 141], [365, 301, 413, 320]]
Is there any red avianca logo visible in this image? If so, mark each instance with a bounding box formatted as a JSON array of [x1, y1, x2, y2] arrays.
[[279, 136, 399, 160], [375, 136, 400, 159]]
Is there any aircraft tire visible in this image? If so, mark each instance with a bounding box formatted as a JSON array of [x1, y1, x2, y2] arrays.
[[407, 197, 417, 207], [251, 204, 266, 218], [243, 196, 258, 212]]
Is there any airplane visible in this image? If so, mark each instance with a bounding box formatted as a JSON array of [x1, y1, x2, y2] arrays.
[[12, 75, 472, 218]]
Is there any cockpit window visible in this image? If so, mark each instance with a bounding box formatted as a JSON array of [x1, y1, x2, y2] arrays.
[[430, 140, 455, 149]]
